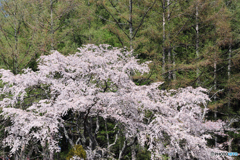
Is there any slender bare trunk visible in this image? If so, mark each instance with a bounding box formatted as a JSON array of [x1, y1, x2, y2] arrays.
[[172, 49, 176, 81], [228, 43, 232, 152], [162, 0, 166, 74], [88, 0, 91, 42], [42, 142, 48, 160], [129, 0, 133, 50], [167, 0, 171, 80], [20, 144, 25, 159], [50, 0, 54, 50], [50, 151, 54, 160], [105, 119, 110, 148], [14, 5, 18, 74], [228, 43, 231, 112], [14, 153, 19, 160], [196, 3, 199, 85], [214, 54, 217, 148], [118, 140, 126, 160], [131, 144, 136, 160], [49, 134, 55, 160], [228, 138, 233, 152], [43, 149, 47, 160]]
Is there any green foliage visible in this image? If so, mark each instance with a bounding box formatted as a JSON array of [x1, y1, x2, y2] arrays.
[[66, 145, 87, 160], [136, 146, 151, 160], [0, 0, 240, 158]]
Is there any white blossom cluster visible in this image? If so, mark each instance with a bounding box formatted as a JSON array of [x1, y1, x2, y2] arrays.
[[0, 44, 228, 160]]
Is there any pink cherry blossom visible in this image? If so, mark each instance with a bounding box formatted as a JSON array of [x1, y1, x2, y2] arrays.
[[0, 44, 229, 160]]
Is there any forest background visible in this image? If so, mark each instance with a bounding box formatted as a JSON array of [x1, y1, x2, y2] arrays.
[[0, 0, 240, 159]]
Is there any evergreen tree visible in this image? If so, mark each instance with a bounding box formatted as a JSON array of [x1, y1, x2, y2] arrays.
[[0, 0, 36, 74]]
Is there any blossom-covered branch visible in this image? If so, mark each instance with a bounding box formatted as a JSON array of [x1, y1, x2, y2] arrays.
[[0, 44, 229, 160]]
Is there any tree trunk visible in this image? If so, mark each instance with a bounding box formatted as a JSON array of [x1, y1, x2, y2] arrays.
[[228, 43, 232, 152], [14, 154, 19, 160], [162, 0, 166, 74], [20, 144, 25, 159], [50, 151, 54, 160], [49, 134, 55, 160], [172, 48, 176, 81], [167, 0, 171, 80], [196, 2, 199, 85], [50, 0, 54, 50], [131, 144, 136, 160], [14, 4, 18, 75], [88, 0, 91, 42], [118, 140, 126, 160], [214, 54, 217, 148], [129, 0, 133, 50]]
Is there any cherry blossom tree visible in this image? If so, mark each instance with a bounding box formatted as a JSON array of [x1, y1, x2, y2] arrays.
[[0, 44, 229, 159]]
